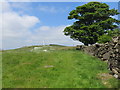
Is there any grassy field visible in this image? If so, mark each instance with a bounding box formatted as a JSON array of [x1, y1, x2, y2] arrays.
[[2, 45, 119, 88], [0, 52, 2, 89]]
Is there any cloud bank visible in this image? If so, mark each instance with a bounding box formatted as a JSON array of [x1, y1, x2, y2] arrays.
[[2, 2, 82, 49]]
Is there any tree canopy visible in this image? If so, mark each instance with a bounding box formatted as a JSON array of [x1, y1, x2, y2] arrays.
[[64, 2, 120, 46]]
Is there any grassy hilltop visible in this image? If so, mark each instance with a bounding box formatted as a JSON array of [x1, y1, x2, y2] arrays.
[[2, 45, 119, 88]]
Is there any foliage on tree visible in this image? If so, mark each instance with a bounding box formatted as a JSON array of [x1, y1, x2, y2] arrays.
[[97, 35, 112, 44], [107, 28, 120, 37], [64, 2, 120, 46], [97, 28, 120, 43]]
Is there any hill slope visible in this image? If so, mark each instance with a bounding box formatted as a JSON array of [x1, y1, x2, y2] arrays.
[[2, 45, 119, 88]]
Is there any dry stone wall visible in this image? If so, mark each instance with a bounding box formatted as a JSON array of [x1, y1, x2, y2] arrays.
[[76, 36, 120, 79]]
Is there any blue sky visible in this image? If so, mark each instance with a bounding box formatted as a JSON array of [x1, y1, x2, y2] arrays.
[[10, 2, 88, 26], [1, 2, 119, 49], [10, 2, 118, 26]]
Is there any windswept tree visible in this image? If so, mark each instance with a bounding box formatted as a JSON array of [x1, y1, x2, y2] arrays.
[[64, 2, 120, 46]]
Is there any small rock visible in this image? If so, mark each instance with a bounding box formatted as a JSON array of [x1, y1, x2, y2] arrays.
[[114, 74, 118, 78], [34, 47, 42, 50], [43, 50, 47, 52], [103, 53, 110, 60], [44, 65, 54, 68]]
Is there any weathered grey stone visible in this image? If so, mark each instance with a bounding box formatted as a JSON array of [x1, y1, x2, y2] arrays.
[[112, 37, 118, 43], [114, 44, 120, 49], [115, 49, 119, 52], [103, 53, 110, 60], [118, 40, 120, 45]]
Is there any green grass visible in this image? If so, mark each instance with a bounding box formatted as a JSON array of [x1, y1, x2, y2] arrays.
[[0, 52, 2, 89], [2, 46, 119, 88]]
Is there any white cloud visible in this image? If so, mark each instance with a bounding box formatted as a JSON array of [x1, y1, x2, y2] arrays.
[[2, 2, 82, 50], [3, 12, 39, 38], [26, 25, 82, 46], [2, 2, 11, 13], [0, 13, 2, 49], [3, 24, 82, 49], [38, 26, 50, 31], [2, 2, 40, 49]]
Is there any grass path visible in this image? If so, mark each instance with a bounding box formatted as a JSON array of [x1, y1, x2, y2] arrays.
[[2, 48, 119, 88]]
